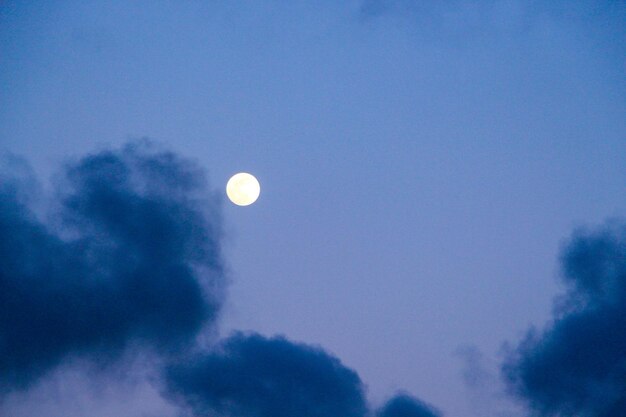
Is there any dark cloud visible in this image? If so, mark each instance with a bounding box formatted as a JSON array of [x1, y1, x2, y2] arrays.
[[165, 332, 369, 417], [166, 332, 444, 417], [1, 143, 441, 417], [377, 393, 442, 417], [503, 221, 626, 417], [0, 142, 225, 390]]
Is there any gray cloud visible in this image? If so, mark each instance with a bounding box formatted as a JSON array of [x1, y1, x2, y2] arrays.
[[165, 331, 447, 417], [503, 221, 626, 417], [376, 393, 442, 417], [0, 141, 225, 390], [165, 332, 369, 417], [0, 143, 442, 417]]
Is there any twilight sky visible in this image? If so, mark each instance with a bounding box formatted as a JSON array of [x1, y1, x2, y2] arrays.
[[1, 1, 625, 417]]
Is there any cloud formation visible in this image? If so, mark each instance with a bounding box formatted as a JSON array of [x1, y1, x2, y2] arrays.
[[0, 142, 224, 390], [166, 332, 369, 417], [376, 393, 441, 417], [0, 142, 440, 416], [166, 332, 444, 417], [503, 221, 626, 417]]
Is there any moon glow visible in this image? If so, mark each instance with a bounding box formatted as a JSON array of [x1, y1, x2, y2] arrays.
[[226, 173, 260, 206]]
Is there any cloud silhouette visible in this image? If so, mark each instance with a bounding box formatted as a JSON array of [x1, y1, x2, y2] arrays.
[[165, 332, 369, 417], [0, 143, 441, 417], [503, 221, 626, 417], [376, 393, 442, 417], [166, 332, 448, 417], [0, 142, 225, 390]]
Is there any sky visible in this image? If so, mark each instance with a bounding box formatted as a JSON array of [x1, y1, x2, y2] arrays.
[[1, 1, 625, 417]]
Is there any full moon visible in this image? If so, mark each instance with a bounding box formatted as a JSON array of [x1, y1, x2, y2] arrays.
[[226, 172, 260, 206]]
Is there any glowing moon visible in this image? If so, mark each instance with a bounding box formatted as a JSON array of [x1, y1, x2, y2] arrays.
[[226, 173, 260, 206]]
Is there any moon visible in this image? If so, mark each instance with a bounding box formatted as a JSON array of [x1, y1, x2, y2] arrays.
[[226, 172, 260, 206]]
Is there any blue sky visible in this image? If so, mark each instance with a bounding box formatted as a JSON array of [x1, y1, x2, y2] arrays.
[[1, 1, 625, 416]]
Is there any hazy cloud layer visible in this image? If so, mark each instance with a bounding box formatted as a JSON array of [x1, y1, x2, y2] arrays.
[[503, 222, 626, 417], [0, 142, 224, 390]]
